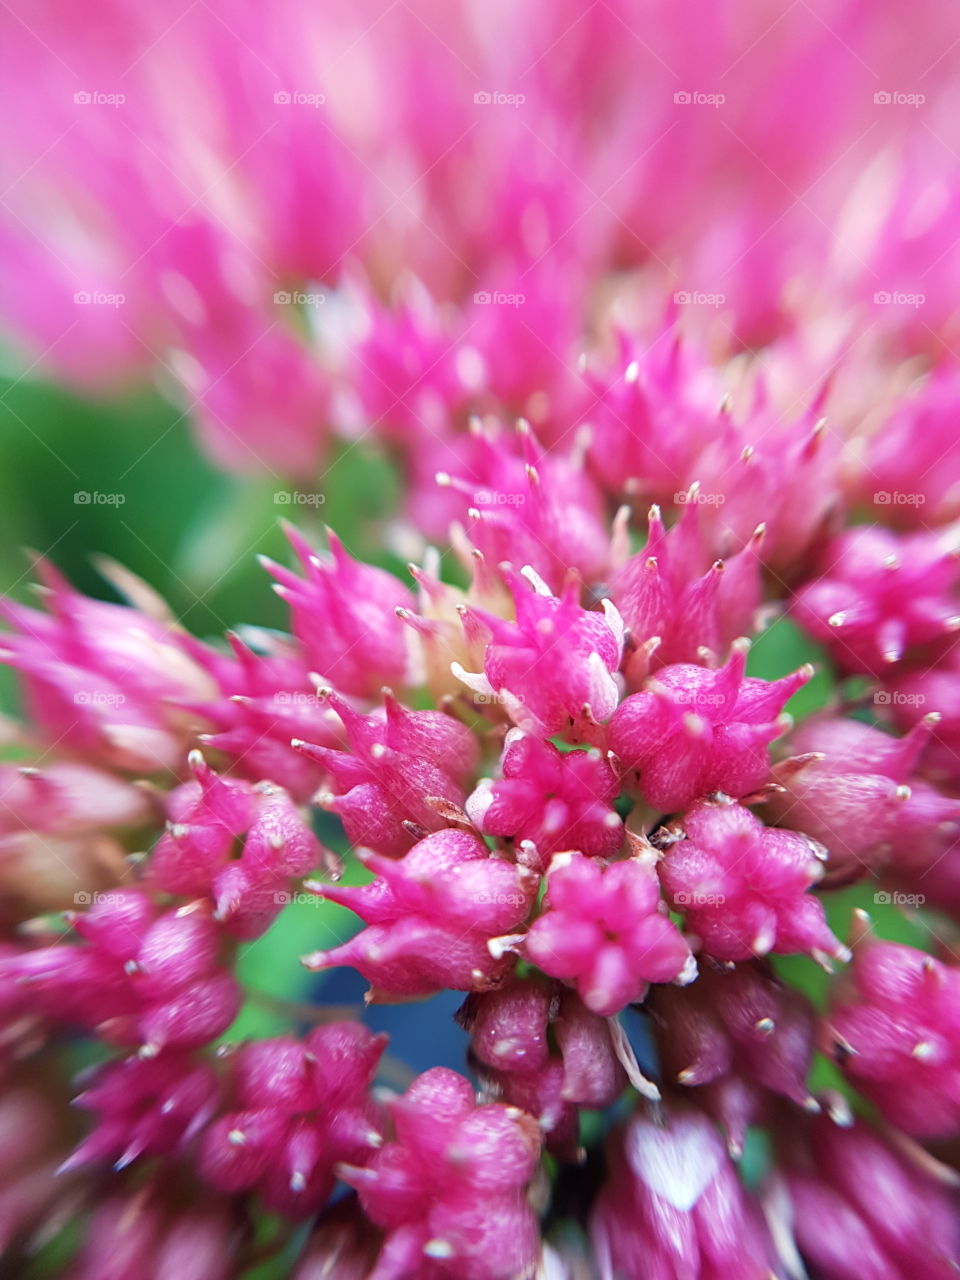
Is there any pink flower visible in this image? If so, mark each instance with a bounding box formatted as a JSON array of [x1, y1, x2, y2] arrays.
[[454, 568, 624, 740], [199, 1024, 385, 1218], [822, 930, 960, 1138], [765, 714, 960, 886], [783, 1115, 960, 1280], [340, 1067, 542, 1280], [465, 731, 623, 869], [4, 893, 241, 1054], [610, 500, 764, 683], [0, 559, 214, 772], [648, 960, 817, 1154], [524, 850, 694, 1016], [792, 527, 960, 676], [434, 422, 609, 592], [591, 1109, 783, 1280], [147, 752, 330, 938], [294, 689, 478, 860], [261, 526, 416, 699], [62, 1050, 219, 1173], [302, 830, 537, 998], [659, 798, 847, 965], [460, 979, 626, 1159], [608, 643, 809, 813]]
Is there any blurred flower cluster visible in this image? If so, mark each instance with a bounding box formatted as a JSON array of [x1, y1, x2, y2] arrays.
[[1, 0, 960, 1276]]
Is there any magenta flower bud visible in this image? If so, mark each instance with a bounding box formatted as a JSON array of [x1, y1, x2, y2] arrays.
[[766, 714, 960, 883], [340, 1066, 542, 1280], [551, 989, 628, 1110], [294, 688, 475, 859], [463, 982, 626, 1159], [295, 1196, 382, 1280], [64, 1050, 219, 1172], [454, 568, 623, 740], [7, 895, 240, 1053], [822, 932, 960, 1137], [466, 731, 623, 869], [435, 423, 609, 591], [609, 643, 810, 813], [525, 851, 694, 1016], [0, 762, 151, 835], [261, 526, 416, 698], [75, 1181, 237, 1280], [462, 977, 554, 1076], [185, 630, 343, 801], [303, 829, 534, 998], [792, 526, 960, 676], [611, 500, 764, 680], [857, 367, 960, 527], [885, 658, 960, 788], [199, 1023, 386, 1218], [783, 1115, 960, 1279], [591, 1109, 782, 1279], [585, 327, 730, 504], [649, 960, 817, 1152], [660, 798, 847, 965], [0, 559, 214, 771]]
